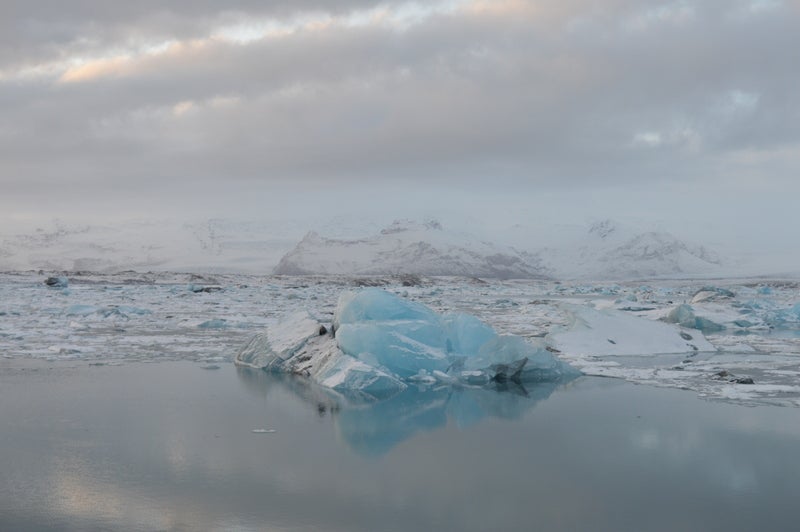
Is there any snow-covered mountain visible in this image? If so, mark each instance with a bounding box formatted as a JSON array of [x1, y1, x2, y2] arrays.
[[274, 218, 727, 280], [533, 220, 723, 280], [594, 231, 722, 278], [0, 216, 776, 279], [0, 218, 303, 273], [274, 219, 548, 279]]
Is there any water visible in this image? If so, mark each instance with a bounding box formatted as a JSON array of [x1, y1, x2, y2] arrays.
[[2, 361, 800, 531]]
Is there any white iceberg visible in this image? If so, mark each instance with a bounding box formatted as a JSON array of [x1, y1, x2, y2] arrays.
[[548, 304, 715, 357], [235, 288, 578, 398]]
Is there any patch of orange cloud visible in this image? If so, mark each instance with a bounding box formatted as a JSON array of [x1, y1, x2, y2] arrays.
[[58, 55, 133, 83]]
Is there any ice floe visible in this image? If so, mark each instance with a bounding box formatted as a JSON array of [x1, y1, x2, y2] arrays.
[[549, 304, 714, 356]]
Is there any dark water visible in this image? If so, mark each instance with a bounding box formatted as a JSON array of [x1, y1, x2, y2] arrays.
[[2, 362, 800, 532]]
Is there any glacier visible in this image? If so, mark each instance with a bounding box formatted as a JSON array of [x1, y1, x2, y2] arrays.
[[235, 288, 579, 398]]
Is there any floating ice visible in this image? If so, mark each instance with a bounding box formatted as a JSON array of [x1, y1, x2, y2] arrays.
[[235, 288, 578, 398], [64, 304, 152, 319], [664, 304, 725, 333], [549, 304, 714, 356], [198, 318, 229, 329], [44, 276, 68, 288], [66, 304, 101, 317], [768, 303, 800, 327], [691, 286, 735, 304], [188, 284, 224, 293]]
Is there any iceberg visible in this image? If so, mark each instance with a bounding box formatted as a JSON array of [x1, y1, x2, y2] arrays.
[[549, 304, 715, 356], [234, 288, 578, 398]]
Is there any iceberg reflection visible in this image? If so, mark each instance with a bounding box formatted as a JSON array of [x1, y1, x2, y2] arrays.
[[236, 367, 575, 455]]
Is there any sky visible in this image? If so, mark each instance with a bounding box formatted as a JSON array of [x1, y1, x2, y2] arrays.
[[1, 0, 798, 248]]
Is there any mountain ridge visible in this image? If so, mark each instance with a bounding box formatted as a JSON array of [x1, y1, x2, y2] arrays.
[[274, 220, 549, 279], [0, 216, 783, 280]]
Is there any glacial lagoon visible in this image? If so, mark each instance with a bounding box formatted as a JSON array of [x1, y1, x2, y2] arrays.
[[2, 361, 800, 531], [2, 272, 800, 530]]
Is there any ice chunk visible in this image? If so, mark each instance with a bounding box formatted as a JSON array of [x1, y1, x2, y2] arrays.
[[188, 284, 223, 293], [441, 313, 496, 356], [335, 321, 449, 378], [235, 310, 407, 399], [318, 355, 407, 399], [664, 304, 725, 333], [45, 276, 69, 288], [665, 304, 696, 328], [64, 304, 151, 319], [769, 303, 800, 327], [691, 286, 735, 304], [334, 288, 578, 382], [333, 288, 438, 330], [198, 318, 229, 329], [235, 289, 578, 398], [694, 316, 725, 333], [116, 306, 152, 316], [66, 304, 101, 316], [550, 304, 714, 356], [235, 311, 321, 370]]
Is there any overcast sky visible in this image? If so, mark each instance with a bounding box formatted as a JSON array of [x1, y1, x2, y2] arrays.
[[1, 0, 798, 244]]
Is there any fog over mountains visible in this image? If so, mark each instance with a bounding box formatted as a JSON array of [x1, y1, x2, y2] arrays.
[[274, 220, 547, 279], [1, 216, 789, 280], [275, 219, 724, 280]]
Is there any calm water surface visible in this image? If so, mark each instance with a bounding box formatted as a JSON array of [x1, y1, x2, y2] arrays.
[[1, 361, 799, 531]]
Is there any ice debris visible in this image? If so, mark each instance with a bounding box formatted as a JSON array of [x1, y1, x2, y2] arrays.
[[690, 286, 735, 304], [198, 318, 229, 329], [235, 288, 578, 398], [188, 284, 224, 293], [65, 304, 152, 319], [45, 276, 69, 288]]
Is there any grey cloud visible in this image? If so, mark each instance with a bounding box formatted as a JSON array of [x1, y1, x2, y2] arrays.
[[0, 0, 383, 64], [1, 0, 798, 220]]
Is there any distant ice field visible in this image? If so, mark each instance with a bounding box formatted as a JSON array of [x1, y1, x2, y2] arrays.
[[1, 272, 799, 406]]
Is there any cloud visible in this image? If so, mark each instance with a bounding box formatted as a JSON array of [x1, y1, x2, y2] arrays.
[[0, 0, 798, 228]]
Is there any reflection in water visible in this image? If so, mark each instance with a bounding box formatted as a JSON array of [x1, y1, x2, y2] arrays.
[[236, 368, 574, 455], [5, 363, 800, 531]]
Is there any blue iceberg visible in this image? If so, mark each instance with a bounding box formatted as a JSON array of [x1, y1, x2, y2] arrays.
[[235, 288, 579, 399]]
